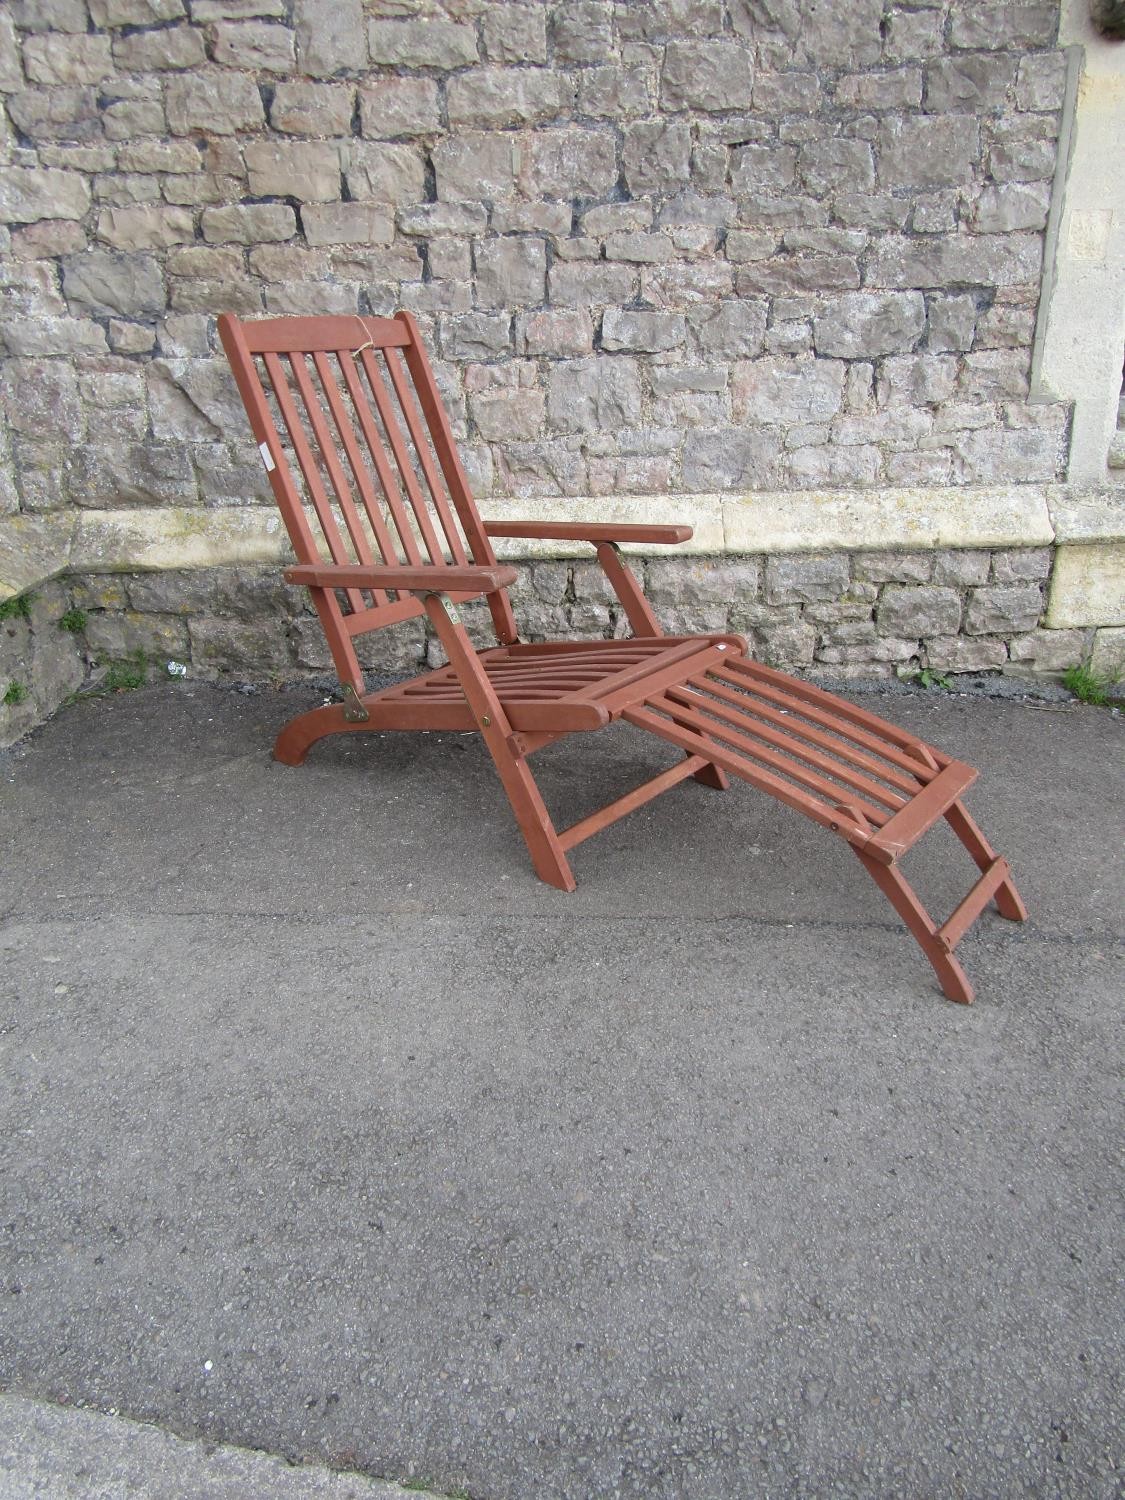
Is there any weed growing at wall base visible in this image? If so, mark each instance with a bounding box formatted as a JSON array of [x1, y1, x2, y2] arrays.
[[4, 682, 29, 706], [1062, 664, 1122, 706]]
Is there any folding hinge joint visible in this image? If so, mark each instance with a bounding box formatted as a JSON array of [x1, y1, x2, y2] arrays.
[[341, 683, 369, 723]]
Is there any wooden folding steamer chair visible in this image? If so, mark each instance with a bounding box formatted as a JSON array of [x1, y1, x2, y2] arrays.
[[219, 311, 1028, 1005]]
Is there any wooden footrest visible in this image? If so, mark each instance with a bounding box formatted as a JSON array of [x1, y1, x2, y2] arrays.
[[624, 657, 973, 858]]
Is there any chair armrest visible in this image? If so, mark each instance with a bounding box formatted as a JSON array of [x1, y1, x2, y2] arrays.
[[481, 521, 692, 545], [284, 563, 518, 594]]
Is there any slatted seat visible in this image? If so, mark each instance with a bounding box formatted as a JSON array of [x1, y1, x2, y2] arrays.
[[220, 310, 1027, 1005]]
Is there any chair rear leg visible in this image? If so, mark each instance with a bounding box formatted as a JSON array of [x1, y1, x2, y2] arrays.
[[853, 848, 975, 1005], [945, 800, 1028, 922]]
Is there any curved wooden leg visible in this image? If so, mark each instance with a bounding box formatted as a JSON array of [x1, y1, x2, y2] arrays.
[[273, 701, 361, 766], [946, 800, 1028, 922], [853, 847, 975, 1005]]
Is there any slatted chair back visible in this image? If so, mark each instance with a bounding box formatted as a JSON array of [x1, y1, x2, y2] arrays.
[[218, 311, 518, 690]]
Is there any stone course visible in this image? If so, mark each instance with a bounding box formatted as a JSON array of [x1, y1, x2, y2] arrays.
[[0, 0, 1120, 739]]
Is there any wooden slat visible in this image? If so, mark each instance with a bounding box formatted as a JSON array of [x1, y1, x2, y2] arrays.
[[383, 346, 470, 566], [558, 755, 710, 852], [240, 314, 410, 354], [646, 692, 892, 827], [693, 670, 924, 797], [623, 704, 867, 841], [314, 350, 402, 576], [285, 563, 517, 592], [589, 640, 724, 712], [358, 347, 446, 564], [714, 659, 939, 782], [398, 309, 520, 647], [336, 346, 424, 566], [725, 657, 940, 760], [262, 351, 366, 615], [870, 759, 979, 860], [288, 352, 381, 606], [663, 681, 907, 811], [939, 857, 1012, 952], [483, 521, 693, 544]]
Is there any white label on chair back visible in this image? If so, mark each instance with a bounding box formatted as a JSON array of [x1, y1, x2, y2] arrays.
[[259, 442, 275, 472]]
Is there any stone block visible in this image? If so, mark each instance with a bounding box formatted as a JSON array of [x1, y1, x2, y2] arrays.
[[367, 18, 478, 69], [876, 585, 961, 636], [8, 86, 102, 143], [992, 547, 1052, 582], [547, 261, 635, 308], [877, 354, 958, 407], [730, 143, 797, 193], [622, 121, 692, 194], [949, 4, 1058, 50], [1047, 544, 1125, 628], [23, 33, 113, 84], [483, 6, 547, 64], [85, 609, 190, 662], [853, 552, 933, 585], [97, 205, 195, 251], [0, 165, 90, 222], [578, 64, 654, 118], [970, 182, 1050, 233], [61, 251, 165, 318], [924, 55, 1017, 113], [954, 427, 1062, 484], [835, 68, 923, 110], [877, 116, 979, 189], [244, 141, 342, 202], [926, 294, 978, 353], [295, 0, 364, 76], [812, 292, 926, 358], [551, 2, 612, 63], [211, 20, 294, 72], [112, 24, 207, 70], [924, 636, 1008, 671], [359, 78, 440, 139], [524, 129, 617, 198], [475, 238, 546, 309], [165, 68, 265, 134], [790, 0, 883, 67], [1007, 628, 1087, 674], [798, 139, 875, 196], [345, 142, 425, 207], [646, 557, 759, 606], [0, 358, 84, 440], [71, 443, 197, 506], [89, 0, 185, 22], [660, 41, 753, 112], [1, 316, 108, 357], [682, 428, 781, 489], [988, 138, 1057, 184], [269, 81, 353, 137], [446, 69, 567, 129], [517, 309, 593, 358], [470, 389, 546, 442], [932, 551, 991, 586], [963, 582, 1044, 635], [190, 615, 292, 674], [601, 308, 686, 353], [1015, 52, 1067, 112], [689, 300, 766, 358], [546, 358, 642, 434], [732, 357, 845, 425], [1088, 627, 1125, 683], [301, 203, 393, 247], [200, 203, 296, 244], [603, 232, 673, 263]]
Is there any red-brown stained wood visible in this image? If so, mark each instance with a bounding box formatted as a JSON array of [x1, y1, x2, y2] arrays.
[[220, 310, 1028, 1006]]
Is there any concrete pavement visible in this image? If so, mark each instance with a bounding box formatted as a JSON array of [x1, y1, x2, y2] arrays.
[[1, 681, 1122, 1498]]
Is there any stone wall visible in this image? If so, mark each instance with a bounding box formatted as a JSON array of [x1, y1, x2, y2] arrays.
[[1, 0, 1123, 744]]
